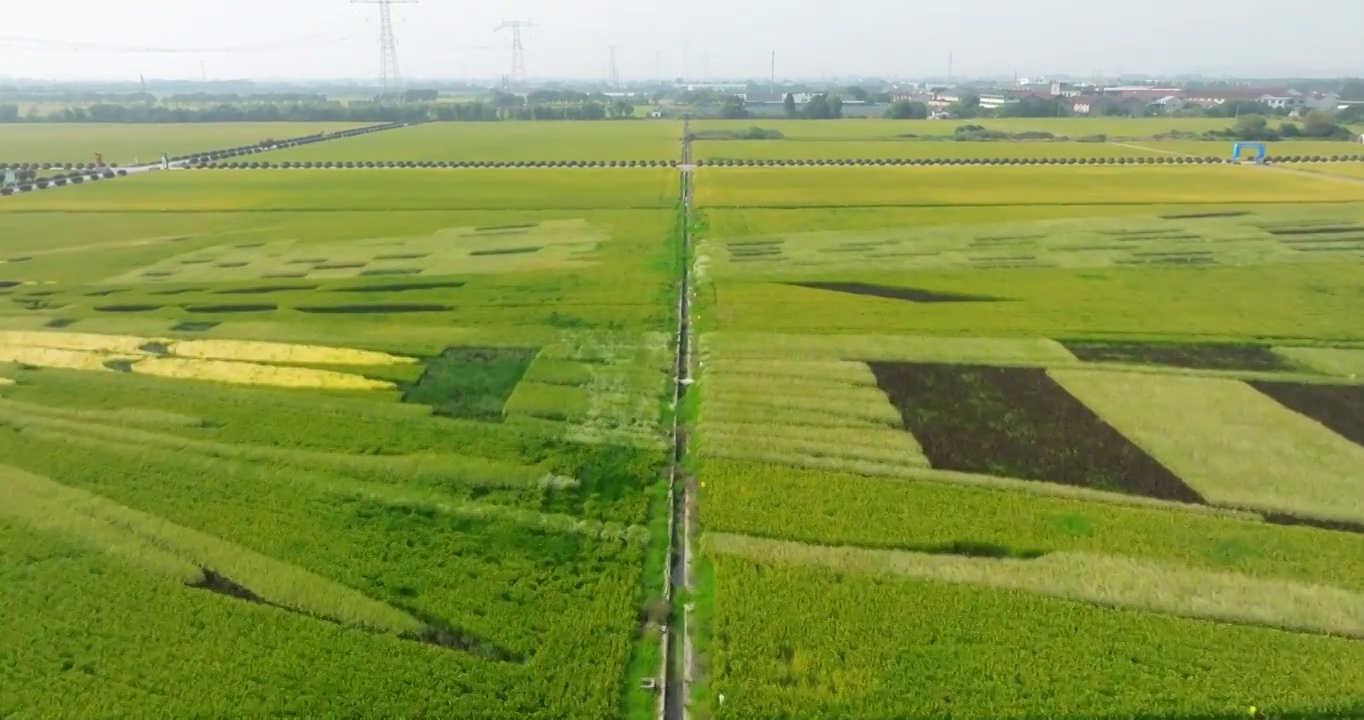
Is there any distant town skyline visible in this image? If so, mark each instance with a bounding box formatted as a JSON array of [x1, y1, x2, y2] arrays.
[[3, 0, 1362, 82]]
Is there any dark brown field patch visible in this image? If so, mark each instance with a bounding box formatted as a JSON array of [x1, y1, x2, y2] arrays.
[[867, 362, 1202, 503], [313, 262, 367, 271], [0, 281, 21, 289], [44, 318, 76, 329], [335, 280, 467, 293], [142, 270, 176, 278], [152, 287, 207, 296], [1261, 512, 1364, 535], [171, 321, 220, 332], [973, 234, 1046, 243], [788, 282, 1003, 304], [1061, 341, 1294, 372], [215, 262, 250, 269], [1250, 381, 1364, 449], [187, 568, 519, 661], [179, 258, 214, 265], [184, 304, 277, 313], [1265, 225, 1364, 237], [1160, 211, 1251, 220], [95, 305, 161, 313], [263, 272, 308, 279], [374, 253, 429, 261], [285, 258, 328, 265], [215, 284, 318, 295], [295, 304, 450, 314], [469, 247, 539, 257], [5, 257, 32, 263], [359, 268, 423, 277]]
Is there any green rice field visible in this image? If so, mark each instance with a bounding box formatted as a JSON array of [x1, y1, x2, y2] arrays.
[[696, 139, 1167, 161], [262, 121, 681, 162], [0, 165, 680, 719], [3, 117, 1364, 720], [0, 122, 372, 164], [688, 138, 1364, 720]]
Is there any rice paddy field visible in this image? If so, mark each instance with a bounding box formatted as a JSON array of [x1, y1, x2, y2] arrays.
[[4, 117, 1364, 720], [261, 121, 682, 163], [0, 122, 372, 165], [689, 157, 1364, 718], [0, 166, 682, 718], [690, 118, 1364, 163]]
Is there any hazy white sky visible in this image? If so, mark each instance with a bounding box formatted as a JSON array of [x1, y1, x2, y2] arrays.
[[3, 0, 1363, 82]]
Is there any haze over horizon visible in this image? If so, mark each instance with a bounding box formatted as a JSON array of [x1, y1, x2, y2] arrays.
[[3, 0, 1363, 83]]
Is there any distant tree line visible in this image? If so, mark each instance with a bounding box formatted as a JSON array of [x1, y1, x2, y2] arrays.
[[0, 97, 641, 124]]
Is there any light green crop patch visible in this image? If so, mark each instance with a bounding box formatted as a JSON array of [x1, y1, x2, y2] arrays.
[[1051, 369, 1364, 524], [698, 209, 1364, 278], [1275, 347, 1364, 378], [702, 331, 1076, 365], [104, 219, 606, 284], [700, 421, 929, 469], [706, 533, 1364, 639]]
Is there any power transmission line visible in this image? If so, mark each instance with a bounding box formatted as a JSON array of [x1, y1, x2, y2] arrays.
[[0, 32, 351, 54], [351, 0, 416, 104], [494, 20, 535, 84]]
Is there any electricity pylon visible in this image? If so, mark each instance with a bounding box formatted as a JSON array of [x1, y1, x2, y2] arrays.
[[352, 0, 417, 103], [494, 20, 535, 83], [608, 45, 623, 90]]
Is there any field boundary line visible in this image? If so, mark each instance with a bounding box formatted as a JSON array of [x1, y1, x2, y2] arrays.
[[1106, 141, 1196, 157]]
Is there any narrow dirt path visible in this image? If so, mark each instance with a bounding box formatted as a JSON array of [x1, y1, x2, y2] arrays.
[[662, 117, 695, 720]]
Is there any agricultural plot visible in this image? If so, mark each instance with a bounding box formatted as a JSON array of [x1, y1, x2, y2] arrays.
[[262, 121, 682, 162], [689, 117, 1240, 140], [1, 167, 680, 212], [695, 165, 1364, 207], [0, 167, 681, 717], [0, 122, 371, 165], [690, 160, 1364, 719], [695, 139, 1162, 162], [1126, 139, 1364, 159], [1289, 161, 1364, 179]]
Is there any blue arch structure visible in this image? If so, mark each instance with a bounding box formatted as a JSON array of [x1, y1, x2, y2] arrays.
[[1232, 142, 1267, 164]]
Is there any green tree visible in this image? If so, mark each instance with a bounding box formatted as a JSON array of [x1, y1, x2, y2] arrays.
[[884, 100, 929, 120], [719, 95, 750, 119], [1233, 114, 1276, 140], [948, 93, 981, 119], [784, 93, 797, 117], [1301, 109, 1341, 138], [845, 86, 870, 103], [1340, 79, 1364, 101]]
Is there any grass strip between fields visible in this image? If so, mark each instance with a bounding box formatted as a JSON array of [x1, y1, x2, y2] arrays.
[[0, 405, 644, 545], [0, 463, 424, 635], [706, 533, 1364, 639], [0, 401, 573, 491]]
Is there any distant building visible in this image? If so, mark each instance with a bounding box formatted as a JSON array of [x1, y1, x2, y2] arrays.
[[742, 92, 815, 105], [1183, 88, 1305, 110], [1069, 95, 1149, 117]]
